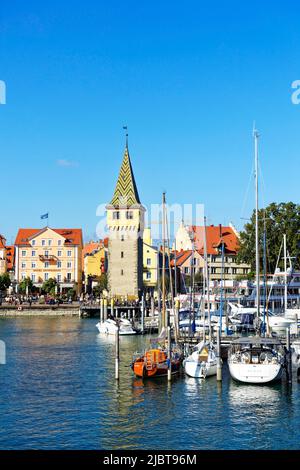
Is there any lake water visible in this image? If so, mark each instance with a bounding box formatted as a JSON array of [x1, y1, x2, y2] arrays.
[[0, 317, 299, 450]]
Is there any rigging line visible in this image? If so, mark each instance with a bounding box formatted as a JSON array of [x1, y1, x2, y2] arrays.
[[266, 239, 284, 309], [258, 160, 267, 209], [240, 161, 255, 222]]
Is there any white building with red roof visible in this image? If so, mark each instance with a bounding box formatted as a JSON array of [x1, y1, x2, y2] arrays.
[[172, 222, 250, 282]]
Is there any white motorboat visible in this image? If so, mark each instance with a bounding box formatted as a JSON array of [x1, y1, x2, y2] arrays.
[[96, 318, 137, 335], [184, 341, 217, 378], [291, 340, 300, 366], [228, 337, 284, 384]]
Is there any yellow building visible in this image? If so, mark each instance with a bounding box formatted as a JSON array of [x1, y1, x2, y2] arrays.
[[83, 240, 107, 291], [15, 227, 83, 293], [143, 228, 158, 290]]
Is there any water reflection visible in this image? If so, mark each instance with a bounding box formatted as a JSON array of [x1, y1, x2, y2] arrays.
[[0, 319, 300, 450]]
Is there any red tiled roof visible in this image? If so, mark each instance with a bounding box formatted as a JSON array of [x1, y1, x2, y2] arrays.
[[15, 228, 83, 247], [171, 249, 206, 267], [6, 245, 15, 270], [0, 234, 6, 249], [188, 225, 239, 255], [83, 241, 102, 258]]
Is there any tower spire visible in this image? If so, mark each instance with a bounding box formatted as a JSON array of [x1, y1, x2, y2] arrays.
[[110, 135, 141, 208], [123, 125, 128, 150]]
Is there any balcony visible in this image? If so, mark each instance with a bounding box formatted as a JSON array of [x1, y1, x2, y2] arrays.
[[39, 255, 58, 263]]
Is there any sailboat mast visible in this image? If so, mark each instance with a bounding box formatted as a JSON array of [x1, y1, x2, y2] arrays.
[[254, 127, 260, 318], [162, 192, 166, 329], [284, 233, 288, 312], [204, 216, 211, 341]]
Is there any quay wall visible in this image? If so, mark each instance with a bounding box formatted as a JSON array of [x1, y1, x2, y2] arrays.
[[0, 306, 80, 317]]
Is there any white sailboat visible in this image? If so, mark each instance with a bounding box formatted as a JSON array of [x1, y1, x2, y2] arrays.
[[184, 216, 217, 378], [228, 127, 284, 384], [96, 318, 137, 335], [184, 341, 217, 378]]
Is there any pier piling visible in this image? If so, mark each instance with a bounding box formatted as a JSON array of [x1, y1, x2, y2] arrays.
[[104, 299, 108, 321], [100, 299, 104, 323], [167, 326, 172, 382], [286, 327, 292, 385], [115, 323, 120, 380], [216, 329, 222, 382]]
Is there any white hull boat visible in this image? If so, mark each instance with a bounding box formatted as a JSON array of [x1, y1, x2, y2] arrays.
[[228, 337, 285, 384], [184, 341, 217, 378], [96, 318, 137, 335], [228, 362, 282, 384]]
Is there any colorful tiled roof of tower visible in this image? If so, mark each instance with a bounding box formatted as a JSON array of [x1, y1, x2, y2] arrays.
[[110, 146, 141, 207]]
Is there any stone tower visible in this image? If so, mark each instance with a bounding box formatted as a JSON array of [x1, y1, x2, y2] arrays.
[[106, 144, 145, 299]]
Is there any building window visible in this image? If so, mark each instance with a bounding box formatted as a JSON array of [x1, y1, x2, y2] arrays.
[[21, 262, 26, 269], [57, 274, 61, 282], [121, 269, 124, 276], [22, 251, 26, 257], [121, 252, 124, 258], [67, 262, 72, 268], [67, 272, 72, 281], [44, 273, 49, 281], [146, 272, 151, 279], [67, 250, 72, 257], [42, 240, 46, 246], [211, 267, 216, 274], [45, 262, 49, 268], [113, 211, 120, 220], [147, 258, 151, 266], [45, 251, 49, 257], [243, 268, 248, 274], [211, 256, 217, 263], [224, 267, 229, 274], [21, 273, 26, 280], [121, 234, 125, 241], [31, 240, 36, 246], [31, 250, 36, 257], [58, 240, 62, 246], [232, 268, 237, 275], [31, 262, 36, 269], [48, 240, 52, 246], [57, 261, 62, 268], [184, 267, 189, 274], [126, 211, 133, 219], [31, 274, 35, 282], [57, 250, 62, 257]]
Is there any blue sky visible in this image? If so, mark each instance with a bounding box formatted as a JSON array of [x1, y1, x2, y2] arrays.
[[1, 1, 300, 243]]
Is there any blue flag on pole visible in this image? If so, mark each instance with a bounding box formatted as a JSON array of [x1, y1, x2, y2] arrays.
[[41, 213, 48, 220]]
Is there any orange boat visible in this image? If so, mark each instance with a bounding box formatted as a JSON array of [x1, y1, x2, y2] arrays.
[[131, 348, 182, 378]]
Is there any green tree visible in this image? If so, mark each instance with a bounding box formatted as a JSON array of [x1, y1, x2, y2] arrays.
[[237, 202, 300, 273], [0, 273, 11, 292], [19, 277, 33, 294], [42, 278, 57, 295], [93, 273, 108, 297]]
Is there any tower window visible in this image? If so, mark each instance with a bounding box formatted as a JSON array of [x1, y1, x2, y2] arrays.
[[121, 234, 125, 241], [121, 269, 124, 276], [113, 211, 120, 220], [121, 252, 124, 258], [126, 211, 133, 219]]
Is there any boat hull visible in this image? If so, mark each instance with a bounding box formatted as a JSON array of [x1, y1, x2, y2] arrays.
[[228, 362, 282, 384], [96, 322, 137, 335], [184, 360, 217, 378], [132, 359, 181, 378]]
